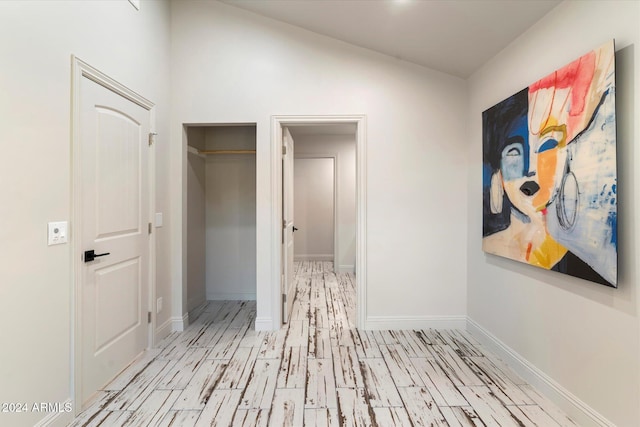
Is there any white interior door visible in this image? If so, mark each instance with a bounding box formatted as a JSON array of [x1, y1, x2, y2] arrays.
[[80, 76, 151, 405], [282, 127, 295, 323], [294, 157, 335, 262]]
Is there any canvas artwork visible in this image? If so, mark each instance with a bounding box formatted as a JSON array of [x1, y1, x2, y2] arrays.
[[482, 40, 617, 287]]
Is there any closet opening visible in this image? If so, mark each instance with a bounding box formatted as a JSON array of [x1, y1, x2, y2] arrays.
[[186, 124, 257, 319]]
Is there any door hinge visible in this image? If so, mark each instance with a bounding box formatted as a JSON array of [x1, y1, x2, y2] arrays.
[[149, 132, 157, 146], [282, 145, 287, 155], [148, 222, 153, 234], [283, 219, 286, 229], [282, 293, 286, 305], [148, 311, 152, 323]]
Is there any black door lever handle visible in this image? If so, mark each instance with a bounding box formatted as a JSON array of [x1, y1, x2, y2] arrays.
[[84, 250, 110, 262], [293, 226, 298, 232]]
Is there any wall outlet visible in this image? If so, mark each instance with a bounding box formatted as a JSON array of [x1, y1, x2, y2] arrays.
[[157, 297, 163, 313], [48, 221, 68, 246]]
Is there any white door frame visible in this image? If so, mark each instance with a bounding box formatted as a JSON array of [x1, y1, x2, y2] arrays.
[[70, 56, 156, 412], [271, 115, 366, 330], [293, 153, 338, 270]]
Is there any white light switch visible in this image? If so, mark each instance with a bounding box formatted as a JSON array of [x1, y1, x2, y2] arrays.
[[155, 212, 163, 227], [48, 221, 68, 246]]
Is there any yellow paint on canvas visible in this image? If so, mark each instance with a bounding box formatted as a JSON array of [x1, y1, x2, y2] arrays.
[[528, 236, 567, 269]]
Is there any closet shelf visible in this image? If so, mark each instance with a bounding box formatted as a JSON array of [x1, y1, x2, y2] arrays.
[[199, 150, 256, 155]]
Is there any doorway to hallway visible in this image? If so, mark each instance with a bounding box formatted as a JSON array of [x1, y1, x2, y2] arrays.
[[293, 156, 336, 266], [273, 115, 366, 329]]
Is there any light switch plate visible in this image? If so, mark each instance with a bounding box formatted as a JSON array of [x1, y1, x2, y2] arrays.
[[155, 212, 163, 228], [48, 221, 68, 246]]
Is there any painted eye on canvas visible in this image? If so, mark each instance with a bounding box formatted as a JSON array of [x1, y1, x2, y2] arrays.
[[500, 142, 525, 181], [537, 138, 558, 153], [506, 147, 521, 156]]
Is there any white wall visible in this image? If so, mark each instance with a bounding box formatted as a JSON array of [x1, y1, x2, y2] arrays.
[[294, 157, 335, 262], [294, 135, 356, 272], [170, 1, 468, 330], [467, 1, 640, 426], [0, 1, 171, 426], [204, 126, 257, 300], [187, 129, 207, 313]]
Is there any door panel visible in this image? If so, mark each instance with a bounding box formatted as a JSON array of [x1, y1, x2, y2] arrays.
[[282, 127, 295, 323], [80, 76, 150, 406], [94, 258, 141, 353], [293, 158, 334, 260], [94, 107, 141, 238]]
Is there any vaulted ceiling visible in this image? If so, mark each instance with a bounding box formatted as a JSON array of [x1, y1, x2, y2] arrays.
[[221, 0, 561, 78]]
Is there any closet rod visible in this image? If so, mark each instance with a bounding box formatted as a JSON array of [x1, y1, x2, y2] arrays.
[[199, 150, 256, 155]]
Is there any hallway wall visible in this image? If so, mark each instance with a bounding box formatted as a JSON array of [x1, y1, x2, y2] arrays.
[[466, 1, 640, 425], [0, 1, 172, 426], [293, 157, 335, 262], [294, 134, 357, 273]]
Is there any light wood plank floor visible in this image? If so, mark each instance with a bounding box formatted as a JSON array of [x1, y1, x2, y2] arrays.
[[70, 261, 577, 426]]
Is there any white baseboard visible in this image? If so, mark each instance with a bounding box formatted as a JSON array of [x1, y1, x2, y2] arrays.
[[171, 313, 189, 332], [365, 315, 467, 330], [337, 264, 354, 273], [206, 292, 256, 301], [34, 399, 73, 427], [155, 317, 172, 343], [467, 317, 614, 427], [294, 254, 333, 261], [254, 316, 274, 331]]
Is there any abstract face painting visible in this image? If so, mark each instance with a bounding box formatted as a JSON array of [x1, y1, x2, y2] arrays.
[[482, 41, 617, 287]]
